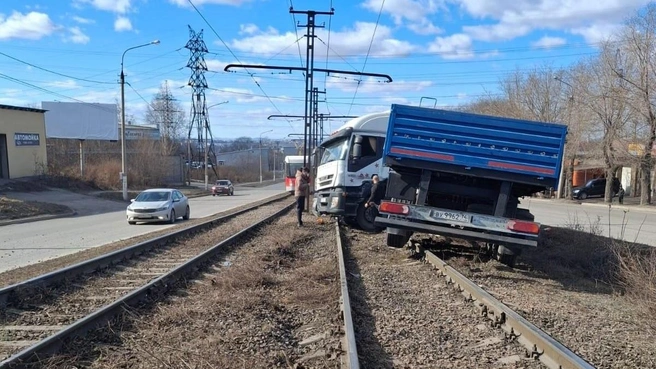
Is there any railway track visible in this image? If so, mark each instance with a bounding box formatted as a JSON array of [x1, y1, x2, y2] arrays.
[[1, 196, 599, 369], [0, 198, 359, 369], [340, 227, 598, 369], [0, 193, 292, 367], [419, 246, 595, 369]]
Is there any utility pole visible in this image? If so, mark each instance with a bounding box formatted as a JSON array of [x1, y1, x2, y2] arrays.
[[185, 26, 218, 190], [225, 7, 393, 171]]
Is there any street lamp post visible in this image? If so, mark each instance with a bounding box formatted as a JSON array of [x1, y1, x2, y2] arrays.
[[554, 76, 575, 200], [203, 100, 229, 190], [259, 129, 273, 183], [120, 40, 160, 201]]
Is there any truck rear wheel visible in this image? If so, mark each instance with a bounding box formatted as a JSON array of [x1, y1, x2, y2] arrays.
[[496, 245, 520, 268], [386, 233, 409, 248]]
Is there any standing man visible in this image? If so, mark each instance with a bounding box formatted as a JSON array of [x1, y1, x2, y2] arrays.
[[364, 174, 381, 209], [295, 167, 309, 227]]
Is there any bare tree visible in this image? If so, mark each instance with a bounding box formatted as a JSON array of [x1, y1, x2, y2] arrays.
[[145, 81, 186, 155], [613, 4, 656, 205], [115, 97, 137, 126], [576, 43, 632, 203]]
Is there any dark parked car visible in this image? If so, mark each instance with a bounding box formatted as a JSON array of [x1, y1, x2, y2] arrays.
[[212, 180, 234, 196], [572, 177, 620, 200]]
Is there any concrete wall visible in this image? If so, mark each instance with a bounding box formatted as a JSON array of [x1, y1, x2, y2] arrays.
[[0, 107, 48, 179]]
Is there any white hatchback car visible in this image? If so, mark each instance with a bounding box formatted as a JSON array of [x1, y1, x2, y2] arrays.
[[126, 188, 190, 225]]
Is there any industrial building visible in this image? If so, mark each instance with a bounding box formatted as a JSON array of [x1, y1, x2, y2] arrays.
[[0, 104, 48, 179]]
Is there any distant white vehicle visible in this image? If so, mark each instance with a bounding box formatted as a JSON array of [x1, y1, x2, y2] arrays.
[[126, 188, 190, 225]]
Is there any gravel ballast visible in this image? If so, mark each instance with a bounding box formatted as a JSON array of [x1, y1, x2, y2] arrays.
[[342, 228, 542, 368], [437, 230, 656, 369], [34, 214, 343, 368]]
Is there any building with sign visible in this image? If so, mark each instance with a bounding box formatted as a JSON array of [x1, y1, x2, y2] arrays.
[[0, 104, 48, 179]]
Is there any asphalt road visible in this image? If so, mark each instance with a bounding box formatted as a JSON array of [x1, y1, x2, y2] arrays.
[[0, 183, 289, 274], [520, 198, 656, 246]]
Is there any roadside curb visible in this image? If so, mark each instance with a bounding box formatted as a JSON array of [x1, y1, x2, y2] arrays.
[[522, 197, 656, 214], [0, 210, 78, 227], [579, 202, 656, 213]]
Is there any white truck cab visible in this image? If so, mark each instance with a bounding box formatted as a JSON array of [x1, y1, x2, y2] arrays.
[[313, 111, 390, 231]]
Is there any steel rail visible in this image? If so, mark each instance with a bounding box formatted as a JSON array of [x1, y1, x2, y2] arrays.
[[334, 223, 360, 369], [423, 249, 596, 369], [0, 192, 290, 306], [0, 201, 295, 368]]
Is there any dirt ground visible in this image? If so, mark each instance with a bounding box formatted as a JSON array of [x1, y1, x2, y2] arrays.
[[0, 197, 71, 221]]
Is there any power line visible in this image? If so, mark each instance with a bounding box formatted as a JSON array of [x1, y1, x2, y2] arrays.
[[186, 0, 295, 131], [347, 0, 385, 115], [0, 72, 117, 114], [0, 51, 115, 84]]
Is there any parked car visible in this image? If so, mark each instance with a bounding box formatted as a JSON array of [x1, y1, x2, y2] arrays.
[[126, 188, 190, 225], [212, 180, 234, 196], [572, 177, 620, 200]]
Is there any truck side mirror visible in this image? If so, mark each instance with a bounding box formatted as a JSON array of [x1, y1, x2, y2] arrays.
[[353, 135, 363, 160]]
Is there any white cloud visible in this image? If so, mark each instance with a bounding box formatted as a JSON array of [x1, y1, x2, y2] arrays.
[[66, 27, 90, 44], [239, 23, 259, 35], [326, 75, 432, 94], [427, 33, 474, 59], [169, 0, 254, 7], [531, 36, 566, 49], [229, 22, 417, 59], [72, 89, 118, 103], [77, 0, 132, 13], [361, 0, 443, 35], [45, 80, 83, 89], [72, 16, 95, 24], [570, 23, 623, 43], [457, 0, 652, 43], [208, 87, 288, 104], [114, 16, 133, 32], [0, 11, 58, 40]]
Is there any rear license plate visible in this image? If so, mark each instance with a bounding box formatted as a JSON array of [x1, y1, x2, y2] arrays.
[[429, 210, 471, 223]]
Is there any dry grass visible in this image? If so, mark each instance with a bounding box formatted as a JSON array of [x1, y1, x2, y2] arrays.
[[530, 219, 656, 333], [614, 244, 656, 333]]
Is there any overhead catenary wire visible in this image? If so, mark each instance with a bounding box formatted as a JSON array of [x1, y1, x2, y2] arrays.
[[347, 0, 385, 116], [289, 0, 304, 68]]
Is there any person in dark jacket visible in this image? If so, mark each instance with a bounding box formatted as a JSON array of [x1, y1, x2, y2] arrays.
[[364, 174, 381, 209], [294, 167, 310, 227]]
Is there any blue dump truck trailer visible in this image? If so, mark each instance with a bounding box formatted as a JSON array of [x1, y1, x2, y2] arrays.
[[374, 104, 568, 266]]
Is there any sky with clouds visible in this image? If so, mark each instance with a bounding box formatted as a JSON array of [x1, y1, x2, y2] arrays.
[[0, 0, 651, 139]]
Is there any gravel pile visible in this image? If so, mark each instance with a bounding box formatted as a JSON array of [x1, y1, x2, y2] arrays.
[[0, 201, 290, 361], [433, 233, 656, 369], [37, 213, 343, 369], [343, 228, 542, 369]]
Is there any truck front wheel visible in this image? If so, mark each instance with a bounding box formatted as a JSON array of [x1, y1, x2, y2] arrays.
[[356, 203, 382, 233]]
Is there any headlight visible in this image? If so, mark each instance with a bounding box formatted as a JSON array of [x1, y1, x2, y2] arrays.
[[127, 206, 132, 211], [573, 189, 580, 193], [156, 206, 169, 211], [212, 187, 216, 190]]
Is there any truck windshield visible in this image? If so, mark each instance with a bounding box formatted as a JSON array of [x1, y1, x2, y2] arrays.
[[320, 137, 348, 165]]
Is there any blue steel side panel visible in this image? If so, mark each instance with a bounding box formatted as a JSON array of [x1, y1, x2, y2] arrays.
[[383, 104, 568, 186]]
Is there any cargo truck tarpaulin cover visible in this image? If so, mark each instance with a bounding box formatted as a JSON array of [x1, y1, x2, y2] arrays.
[[14, 133, 40, 146]]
